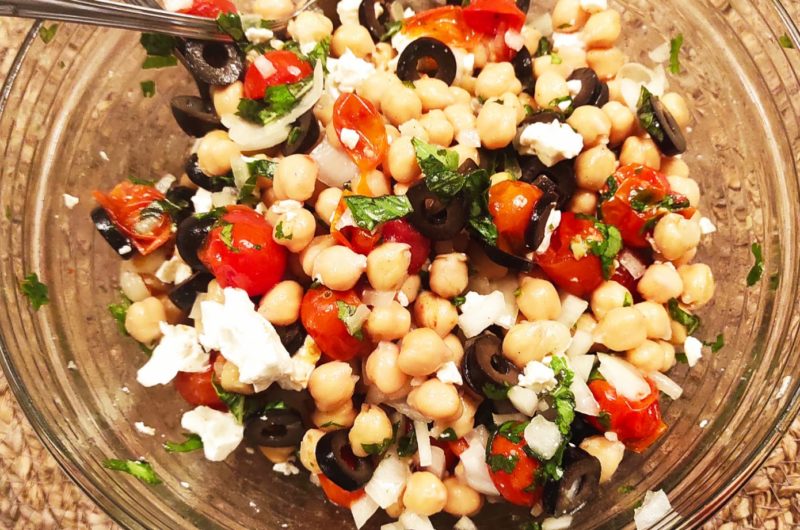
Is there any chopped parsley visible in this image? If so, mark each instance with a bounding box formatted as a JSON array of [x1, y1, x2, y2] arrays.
[[264, 401, 288, 410], [382, 21, 403, 41], [667, 298, 700, 335], [163, 433, 203, 453], [38, 24, 59, 44], [524, 104, 534, 117], [488, 453, 519, 473], [535, 356, 576, 483], [305, 38, 331, 71], [675, 352, 688, 364], [623, 292, 633, 307], [779, 34, 794, 49], [618, 485, 635, 494], [139, 33, 178, 70], [704, 333, 725, 353], [452, 295, 466, 307], [210, 380, 259, 423], [746, 242, 764, 286], [598, 175, 619, 206], [336, 301, 365, 340], [108, 293, 132, 335], [361, 437, 393, 456], [140, 80, 156, 98], [20, 273, 49, 311], [483, 381, 511, 400], [550, 52, 563, 65], [397, 428, 418, 457], [236, 77, 313, 125], [669, 34, 684, 74], [496, 421, 528, 444], [102, 459, 162, 485], [219, 223, 238, 252], [549, 95, 573, 114], [439, 428, 458, 441], [585, 220, 623, 279], [274, 221, 292, 240], [411, 138, 464, 199], [247, 158, 277, 179], [463, 168, 498, 245], [535, 37, 553, 57], [343, 195, 414, 231]]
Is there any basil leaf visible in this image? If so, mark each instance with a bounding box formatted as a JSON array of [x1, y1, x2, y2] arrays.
[[343, 195, 413, 232], [747, 242, 764, 286], [305, 37, 330, 71], [236, 77, 313, 125], [411, 138, 463, 199], [20, 273, 49, 311], [164, 433, 203, 453], [463, 168, 498, 245], [487, 453, 518, 473], [637, 86, 663, 143], [667, 298, 700, 335], [39, 24, 58, 44], [102, 459, 162, 485], [140, 33, 176, 56], [669, 34, 684, 75], [216, 13, 246, 42]]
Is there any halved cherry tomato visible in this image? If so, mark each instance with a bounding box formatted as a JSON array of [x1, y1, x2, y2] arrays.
[[381, 219, 431, 274], [447, 437, 470, 457], [199, 205, 287, 297], [462, 0, 526, 36], [587, 378, 667, 453], [488, 180, 542, 249], [329, 194, 383, 255], [318, 474, 365, 508], [179, 0, 236, 18], [536, 212, 606, 298], [333, 94, 388, 193], [600, 164, 693, 248], [402, 6, 478, 49], [487, 423, 543, 506], [300, 286, 373, 361], [93, 181, 172, 256], [243, 50, 313, 100], [174, 369, 226, 410]]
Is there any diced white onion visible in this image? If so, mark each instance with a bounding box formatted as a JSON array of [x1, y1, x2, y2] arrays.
[[425, 446, 446, 478], [454, 516, 478, 530], [362, 290, 396, 308], [597, 353, 651, 401], [504, 30, 524, 51], [542, 515, 573, 530], [571, 376, 600, 416], [566, 330, 594, 358], [508, 385, 538, 416], [310, 139, 360, 188], [649, 371, 683, 400], [351, 495, 379, 529], [568, 353, 595, 382], [492, 413, 528, 425], [618, 249, 647, 280], [254, 56, 276, 78], [414, 420, 432, 467], [459, 427, 500, 496], [634, 489, 673, 530], [557, 293, 589, 328], [384, 400, 430, 423], [365, 453, 410, 508], [399, 512, 435, 530]]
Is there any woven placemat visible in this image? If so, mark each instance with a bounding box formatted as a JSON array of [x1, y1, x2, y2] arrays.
[[0, 15, 798, 530]]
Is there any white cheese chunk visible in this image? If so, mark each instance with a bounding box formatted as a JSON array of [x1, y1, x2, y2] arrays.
[[326, 50, 376, 99], [273, 460, 300, 476], [155, 174, 176, 194], [191, 188, 213, 214], [566, 79, 583, 97], [552, 31, 586, 50], [524, 415, 563, 460], [457, 291, 510, 339], [62, 193, 80, 209], [340, 127, 360, 150], [245, 27, 274, 44], [134, 421, 155, 436], [634, 489, 673, 530], [518, 120, 584, 167], [504, 30, 524, 51], [337, 0, 361, 26], [436, 361, 463, 385], [542, 515, 573, 530], [579, 0, 607, 13], [155, 251, 193, 285], [212, 187, 238, 208], [365, 453, 410, 508], [278, 336, 322, 391], [254, 56, 276, 78], [683, 336, 703, 367], [518, 361, 557, 393], [137, 323, 209, 387], [699, 217, 717, 234], [181, 406, 243, 461], [536, 209, 562, 254]]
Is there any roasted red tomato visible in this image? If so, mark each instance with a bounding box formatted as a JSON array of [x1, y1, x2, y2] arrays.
[[402, 6, 477, 49], [301, 286, 373, 361], [93, 180, 172, 255], [462, 0, 526, 36], [329, 194, 383, 255], [318, 474, 365, 508], [179, 0, 236, 18], [381, 219, 431, 274], [488, 180, 542, 250], [487, 422, 543, 506], [174, 369, 226, 410], [333, 93, 388, 191], [600, 164, 693, 248], [587, 378, 667, 453], [243, 50, 313, 100], [535, 212, 606, 298], [199, 205, 287, 297]]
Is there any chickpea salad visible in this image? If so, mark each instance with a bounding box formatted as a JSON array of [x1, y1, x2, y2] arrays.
[[82, 0, 724, 528]]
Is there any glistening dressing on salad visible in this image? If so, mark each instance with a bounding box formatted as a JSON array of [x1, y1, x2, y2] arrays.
[[84, 0, 722, 527]]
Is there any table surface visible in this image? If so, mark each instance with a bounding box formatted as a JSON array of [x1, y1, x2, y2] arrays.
[[1, 12, 799, 530]]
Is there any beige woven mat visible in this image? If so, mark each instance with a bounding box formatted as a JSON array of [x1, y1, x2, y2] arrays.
[[0, 15, 798, 530]]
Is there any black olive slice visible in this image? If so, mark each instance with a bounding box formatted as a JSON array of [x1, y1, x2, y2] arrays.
[[176, 214, 215, 271], [244, 409, 305, 447], [177, 39, 244, 86], [568, 415, 602, 446], [168, 271, 213, 312], [462, 332, 521, 398], [476, 236, 533, 272], [650, 96, 687, 156], [260, 386, 315, 428], [170, 95, 223, 138], [397, 37, 457, 86], [552, 447, 601, 516], [358, 0, 390, 41], [185, 153, 233, 192], [524, 187, 559, 252], [275, 321, 308, 354], [567, 68, 602, 108], [281, 110, 321, 156], [316, 431, 375, 491], [512, 47, 534, 92], [519, 156, 576, 209], [406, 182, 467, 240], [164, 185, 196, 225], [91, 207, 135, 260], [516, 0, 531, 13], [594, 81, 610, 107], [521, 110, 565, 127]]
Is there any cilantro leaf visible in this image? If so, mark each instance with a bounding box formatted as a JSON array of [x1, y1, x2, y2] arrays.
[[669, 34, 684, 75], [140, 80, 156, 98], [397, 428, 418, 457], [482, 381, 511, 400], [343, 195, 414, 232], [497, 421, 528, 444], [274, 221, 292, 240], [704, 333, 724, 353], [336, 301, 365, 340], [20, 273, 49, 311], [38, 24, 58, 44], [411, 138, 464, 199], [779, 34, 795, 49], [361, 437, 393, 456], [163, 433, 203, 453], [747, 242, 764, 286], [535, 37, 552, 57], [586, 220, 623, 279], [102, 459, 162, 485], [108, 293, 132, 335], [549, 356, 575, 436], [667, 298, 700, 335], [487, 453, 519, 473]]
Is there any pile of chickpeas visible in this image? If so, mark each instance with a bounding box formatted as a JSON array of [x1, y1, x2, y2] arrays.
[[115, 0, 717, 521]]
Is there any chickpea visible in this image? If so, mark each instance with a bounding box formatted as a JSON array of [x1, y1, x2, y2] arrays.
[[308, 361, 357, 412], [476, 101, 517, 149], [386, 136, 422, 184], [408, 379, 462, 420], [678, 263, 715, 308], [449, 86, 472, 105], [443, 334, 465, 365], [373, 42, 394, 70], [367, 243, 412, 291], [314, 187, 343, 225], [521, 26, 543, 54], [575, 313, 598, 333], [580, 435, 625, 483], [660, 92, 691, 129], [670, 319, 688, 345], [119, 269, 149, 302], [419, 110, 455, 147], [386, 500, 404, 518], [662, 158, 691, 179], [313, 401, 357, 430], [398, 119, 429, 141], [443, 477, 484, 517], [583, 10, 622, 48], [365, 302, 411, 342], [590, 281, 632, 320], [602, 101, 636, 147], [358, 71, 401, 111], [567, 105, 612, 147], [634, 301, 672, 340], [667, 175, 700, 207], [273, 154, 318, 202], [299, 429, 326, 474], [252, 0, 293, 20], [381, 86, 423, 127], [551, 0, 589, 32], [349, 405, 394, 457], [257, 281, 303, 326], [451, 144, 480, 166], [619, 137, 661, 169], [365, 341, 411, 394], [638, 263, 684, 304], [273, 208, 316, 253], [311, 245, 366, 291], [443, 103, 477, 137], [287, 11, 333, 45], [659, 341, 677, 371], [259, 446, 294, 463], [534, 71, 570, 109], [517, 277, 561, 321], [211, 81, 243, 116], [125, 297, 166, 344], [626, 340, 666, 372], [429, 253, 469, 299], [313, 92, 334, 125], [498, 92, 526, 124], [398, 328, 451, 376], [503, 321, 572, 368], [653, 213, 701, 261], [593, 306, 647, 351], [475, 63, 522, 99], [414, 78, 454, 111], [300, 235, 336, 276], [331, 24, 375, 58], [573, 147, 615, 193], [398, 274, 422, 306], [196, 130, 240, 177], [412, 291, 459, 337], [533, 54, 573, 80], [354, 169, 392, 197], [216, 358, 254, 395], [403, 472, 448, 516], [568, 189, 598, 215]]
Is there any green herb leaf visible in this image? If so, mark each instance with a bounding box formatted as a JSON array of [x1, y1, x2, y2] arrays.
[[549, 356, 575, 436], [140, 80, 156, 98], [623, 292, 633, 307], [343, 195, 414, 232], [382, 21, 403, 42], [747, 242, 764, 286], [140, 197, 189, 222], [524, 104, 534, 117], [497, 421, 528, 444], [675, 352, 688, 364], [483, 381, 511, 400], [247, 158, 277, 179], [463, 168, 498, 245], [452, 295, 466, 308], [397, 428, 418, 457], [216, 13, 246, 42], [411, 138, 464, 198], [305, 37, 331, 71], [38, 24, 59, 44], [163, 433, 203, 453], [140, 33, 177, 56], [236, 77, 313, 125], [779, 34, 795, 49], [439, 428, 458, 441], [108, 293, 132, 335], [598, 175, 619, 207], [219, 223, 238, 253], [535, 37, 552, 57], [535, 443, 566, 482], [597, 410, 612, 430], [550, 52, 563, 65], [102, 459, 162, 484], [637, 86, 664, 144], [669, 34, 684, 74], [586, 220, 623, 279], [704, 333, 724, 353], [362, 437, 393, 456], [264, 401, 287, 410], [210, 380, 256, 423], [20, 273, 49, 311], [142, 55, 178, 69], [336, 300, 365, 340], [618, 485, 635, 494], [667, 298, 700, 335], [487, 453, 519, 473], [549, 95, 573, 114], [274, 221, 292, 240], [128, 176, 155, 186]]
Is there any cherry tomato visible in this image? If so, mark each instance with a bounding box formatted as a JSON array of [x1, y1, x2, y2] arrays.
[[402, 6, 478, 49], [300, 286, 373, 361], [381, 219, 432, 274], [199, 205, 287, 297], [488, 180, 542, 248], [318, 474, 365, 508], [587, 378, 667, 453], [174, 369, 226, 410], [447, 437, 470, 457], [487, 423, 543, 506], [243, 50, 313, 100], [179, 0, 236, 18], [535, 212, 606, 298], [462, 0, 526, 36], [93, 181, 173, 256], [333, 94, 388, 191]]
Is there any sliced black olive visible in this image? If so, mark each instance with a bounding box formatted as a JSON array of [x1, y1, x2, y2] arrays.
[[521, 110, 565, 126], [170, 95, 223, 138], [595, 81, 609, 107], [406, 182, 467, 240], [524, 186, 559, 252], [165, 185, 196, 225], [168, 271, 213, 312], [476, 236, 533, 271], [316, 431, 375, 491], [550, 447, 601, 516], [568, 415, 602, 446], [516, 0, 531, 13], [281, 110, 321, 156], [259, 386, 315, 428], [91, 207, 135, 260], [275, 321, 308, 354], [176, 39, 244, 86], [397, 37, 457, 86], [245, 409, 305, 447], [519, 156, 576, 209], [176, 214, 215, 271], [358, 0, 390, 42], [650, 96, 687, 156], [567, 68, 606, 108], [462, 332, 521, 398], [512, 46, 534, 92], [185, 153, 233, 192]]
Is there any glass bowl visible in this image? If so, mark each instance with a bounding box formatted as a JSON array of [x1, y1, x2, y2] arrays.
[[1, 0, 800, 528]]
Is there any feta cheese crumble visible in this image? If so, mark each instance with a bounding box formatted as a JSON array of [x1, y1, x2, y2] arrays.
[[191, 188, 213, 214], [278, 335, 322, 391], [699, 217, 717, 234], [326, 50, 376, 99], [340, 127, 361, 150], [504, 30, 524, 51], [634, 489, 673, 529], [155, 174, 176, 194], [164, 0, 192, 12], [67, 360, 78, 371], [683, 336, 703, 367], [181, 406, 243, 461], [134, 421, 156, 436], [436, 361, 463, 385], [508, 385, 538, 416], [336, 0, 361, 26], [245, 27, 274, 44], [518, 361, 557, 393], [273, 460, 301, 476], [155, 251, 193, 285], [566, 79, 583, 97], [552, 31, 586, 50], [254, 56, 276, 78], [524, 415, 562, 460], [518, 120, 584, 167], [137, 323, 209, 387], [536, 209, 562, 254], [62, 193, 80, 209]]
